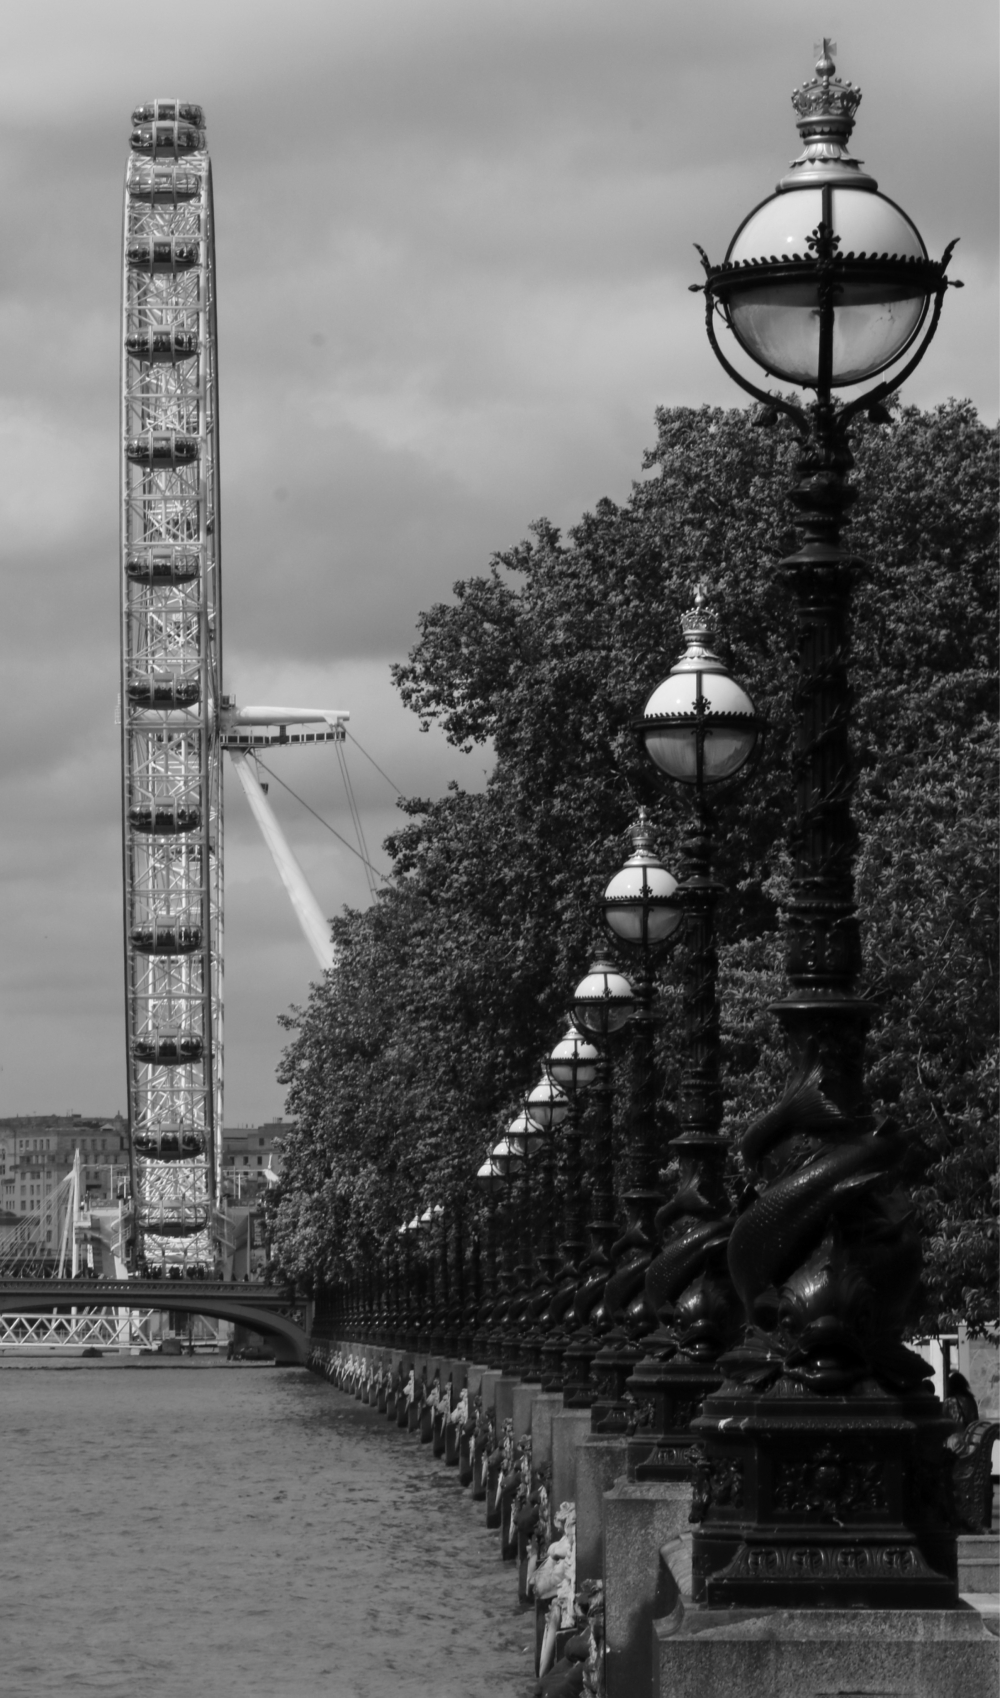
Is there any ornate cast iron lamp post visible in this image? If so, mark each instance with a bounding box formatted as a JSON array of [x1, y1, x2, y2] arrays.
[[488, 1131, 525, 1372], [588, 816, 685, 1431], [502, 1109, 546, 1375], [522, 1073, 571, 1378], [427, 1202, 448, 1357], [687, 44, 961, 1609], [561, 961, 635, 1405], [628, 593, 761, 1476], [402, 1210, 422, 1356], [393, 1215, 411, 1350], [473, 1151, 504, 1361], [539, 1022, 600, 1392]]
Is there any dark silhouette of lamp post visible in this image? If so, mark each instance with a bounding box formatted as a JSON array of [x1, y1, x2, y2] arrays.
[[589, 814, 685, 1432], [628, 591, 761, 1477], [539, 1022, 600, 1393], [392, 1216, 410, 1349], [686, 43, 962, 1608], [402, 1209, 421, 1357], [561, 961, 635, 1406], [473, 1151, 503, 1360], [503, 1109, 545, 1376], [488, 1130, 525, 1373], [522, 1072, 571, 1379]]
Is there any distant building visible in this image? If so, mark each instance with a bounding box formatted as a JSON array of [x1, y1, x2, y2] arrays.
[[0, 1114, 128, 1265], [221, 1120, 287, 1200]]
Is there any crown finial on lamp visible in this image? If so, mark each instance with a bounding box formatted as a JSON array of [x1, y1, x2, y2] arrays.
[[782, 44, 873, 191], [629, 806, 656, 857], [680, 582, 717, 647]]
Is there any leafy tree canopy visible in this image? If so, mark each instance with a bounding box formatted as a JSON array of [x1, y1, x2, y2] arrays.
[[270, 399, 998, 1333]]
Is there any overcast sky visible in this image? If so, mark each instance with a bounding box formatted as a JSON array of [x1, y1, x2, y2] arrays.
[[0, 0, 994, 1125]]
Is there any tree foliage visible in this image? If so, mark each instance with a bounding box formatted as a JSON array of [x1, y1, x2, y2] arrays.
[[269, 400, 998, 1332]]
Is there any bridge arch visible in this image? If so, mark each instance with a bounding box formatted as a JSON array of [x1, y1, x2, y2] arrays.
[[0, 1281, 309, 1364]]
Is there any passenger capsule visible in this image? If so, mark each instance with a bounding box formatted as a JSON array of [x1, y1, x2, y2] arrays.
[[130, 121, 203, 157], [125, 431, 199, 467], [128, 166, 200, 202], [125, 550, 200, 585], [131, 101, 206, 129], [133, 1030, 204, 1065], [133, 1130, 206, 1161], [130, 918, 202, 955], [126, 237, 199, 272], [128, 801, 201, 834], [139, 1208, 209, 1236], [125, 329, 199, 362], [127, 672, 200, 708]]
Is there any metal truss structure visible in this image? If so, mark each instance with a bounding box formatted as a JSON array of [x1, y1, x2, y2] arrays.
[[120, 103, 348, 1274], [0, 1166, 76, 1277], [121, 102, 221, 1273], [0, 1309, 156, 1351]]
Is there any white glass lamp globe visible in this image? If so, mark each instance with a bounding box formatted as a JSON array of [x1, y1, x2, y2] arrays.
[[476, 1156, 504, 1193], [641, 592, 760, 786], [507, 1110, 544, 1157], [525, 1076, 571, 1131], [573, 961, 635, 1037], [490, 1135, 524, 1177], [603, 811, 683, 945], [724, 189, 928, 387], [547, 1024, 600, 1093], [701, 46, 943, 391]]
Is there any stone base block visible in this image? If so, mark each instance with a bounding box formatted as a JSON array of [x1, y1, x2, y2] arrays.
[[494, 1375, 521, 1430], [513, 1380, 542, 1439], [959, 1534, 999, 1593], [603, 1481, 691, 1698], [529, 1393, 566, 1474], [575, 1434, 627, 1584], [551, 1409, 592, 1520], [448, 1358, 470, 1390], [653, 1605, 999, 1698], [465, 1363, 487, 1399]]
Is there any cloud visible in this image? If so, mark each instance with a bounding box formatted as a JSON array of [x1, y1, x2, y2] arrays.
[[0, 0, 993, 1120]]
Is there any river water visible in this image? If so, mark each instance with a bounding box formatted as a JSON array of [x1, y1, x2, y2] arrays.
[[0, 1363, 533, 1698]]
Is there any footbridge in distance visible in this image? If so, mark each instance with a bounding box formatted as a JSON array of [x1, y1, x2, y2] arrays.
[[0, 1279, 309, 1364]]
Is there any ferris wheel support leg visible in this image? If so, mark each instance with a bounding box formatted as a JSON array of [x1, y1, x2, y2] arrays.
[[229, 751, 335, 974]]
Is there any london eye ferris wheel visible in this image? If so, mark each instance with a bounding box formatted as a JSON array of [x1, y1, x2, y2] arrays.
[[120, 102, 345, 1273]]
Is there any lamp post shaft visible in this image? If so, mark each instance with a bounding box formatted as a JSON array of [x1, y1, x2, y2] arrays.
[[589, 961, 664, 1431], [676, 800, 723, 1137], [523, 1127, 560, 1380], [691, 424, 958, 1608], [772, 428, 870, 1114], [562, 1056, 618, 1407], [627, 797, 740, 1478], [540, 1101, 588, 1391], [473, 1189, 498, 1361]]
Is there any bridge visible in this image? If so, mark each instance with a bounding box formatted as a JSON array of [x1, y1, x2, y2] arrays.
[[0, 1280, 309, 1364]]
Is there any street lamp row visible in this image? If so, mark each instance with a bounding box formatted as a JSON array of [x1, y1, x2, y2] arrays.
[[330, 42, 962, 1614]]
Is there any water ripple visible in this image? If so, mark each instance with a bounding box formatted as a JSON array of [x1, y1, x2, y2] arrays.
[[0, 1366, 533, 1698]]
